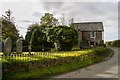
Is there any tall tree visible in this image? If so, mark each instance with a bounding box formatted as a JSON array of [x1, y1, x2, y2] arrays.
[[40, 13, 58, 31], [25, 24, 52, 51], [1, 10, 19, 51], [25, 24, 43, 44]]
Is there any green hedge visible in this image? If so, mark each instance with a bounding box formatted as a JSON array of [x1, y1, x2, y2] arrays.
[[105, 40, 120, 47], [2, 47, 111, 79], [71, 46, 80, 51]]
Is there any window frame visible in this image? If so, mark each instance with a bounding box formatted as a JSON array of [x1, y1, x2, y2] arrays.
[[90, 31, 96, 39]]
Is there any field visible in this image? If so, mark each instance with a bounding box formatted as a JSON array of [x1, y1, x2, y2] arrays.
[[1, 47, 113, 79]]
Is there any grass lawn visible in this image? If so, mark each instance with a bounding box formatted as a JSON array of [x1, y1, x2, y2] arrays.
[[7, 58, 100, 79], [1, 47, 114, 79], [2, 49, 95, 63]]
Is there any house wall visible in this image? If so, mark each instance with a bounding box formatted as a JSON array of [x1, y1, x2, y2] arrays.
[[80, 31, 103, 45], [96, 31, 102, 40], [82, 32, 90, 44], [72, 23, 104, 46], [78, 31, 82, 41], [77, 30, 82, 46]]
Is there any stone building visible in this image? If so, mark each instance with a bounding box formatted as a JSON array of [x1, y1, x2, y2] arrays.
[[72, 22, 104, 48]]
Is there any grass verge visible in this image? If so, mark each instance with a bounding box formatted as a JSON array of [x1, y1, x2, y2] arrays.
[[3, 57, 101, 79], [103, 48, 114, 60], [2, 47, 114, 79]]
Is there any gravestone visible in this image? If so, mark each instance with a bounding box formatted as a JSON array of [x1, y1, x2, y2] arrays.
[[16, 39, 23, 54], [4, 38, 12, 55]]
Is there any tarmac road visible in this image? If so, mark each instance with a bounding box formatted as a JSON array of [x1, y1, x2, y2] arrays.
[[51, 47, 119, 79]]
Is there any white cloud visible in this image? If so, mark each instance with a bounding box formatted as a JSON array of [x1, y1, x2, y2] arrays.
[[0, 1, 118, 42]]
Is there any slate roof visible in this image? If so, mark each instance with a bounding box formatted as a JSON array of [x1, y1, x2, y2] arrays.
[[73, 22, 104, 31]]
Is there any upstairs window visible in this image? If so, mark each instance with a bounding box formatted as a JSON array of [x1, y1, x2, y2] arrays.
[[91, 31, 96, 38]]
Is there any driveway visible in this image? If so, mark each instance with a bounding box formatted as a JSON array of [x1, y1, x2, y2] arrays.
[[51, 47, 119, 78]]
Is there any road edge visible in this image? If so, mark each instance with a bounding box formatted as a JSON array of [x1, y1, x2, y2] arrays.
[[47, 47, 115, 79], [103, 48, 114, 61]]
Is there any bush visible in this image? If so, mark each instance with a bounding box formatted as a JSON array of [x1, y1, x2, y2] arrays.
[[25, 24, 52, 52], [49, 48, 55, 52], [105, 40, 120, 47], [46, 25, 78, 51], [94, 47, 107, 57], [2, 47, 110, 79], [71, 46, 80, 51], [111, 40, 120, 47]]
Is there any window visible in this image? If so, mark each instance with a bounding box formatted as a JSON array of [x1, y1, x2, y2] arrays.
[[91, 32, 96, 38]]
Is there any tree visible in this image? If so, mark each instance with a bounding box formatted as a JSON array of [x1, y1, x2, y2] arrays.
[[46, 25, 78, 51], [1, 17, 19, 51], [25, 24, 43, 45], [40, 13, 58, 31], [25, 24, 52, 51], [30, 29, 37, 46], [1, 9, 19, 43], [29, 29, 37, 52]]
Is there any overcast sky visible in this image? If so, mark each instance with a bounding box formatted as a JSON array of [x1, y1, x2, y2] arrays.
[[0, 0, 119, 42]]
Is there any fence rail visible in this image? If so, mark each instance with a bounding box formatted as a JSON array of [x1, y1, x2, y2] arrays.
[[0, 51, 95, 63], [1, 52, 55, 62]]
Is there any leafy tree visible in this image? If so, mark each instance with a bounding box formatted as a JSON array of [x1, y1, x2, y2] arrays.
[[30, 29, 37, 46], [1, 10, 19, 51], [29, 29, 37, 51], [46, 25, 78, 51], [1, 18, 19, 51], [25, 24, 52, 51], [40, 13, 58, 31], [25, 24, 44, 45]]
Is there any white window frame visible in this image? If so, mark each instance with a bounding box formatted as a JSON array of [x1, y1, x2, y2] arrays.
[[90, 31, 96, 39]]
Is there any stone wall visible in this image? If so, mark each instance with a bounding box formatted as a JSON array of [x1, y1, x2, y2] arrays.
[[78, 31, 103, 45], [78, 30, 82, 41], [82, 31, 90, 44], [96, 31, 102, 41]]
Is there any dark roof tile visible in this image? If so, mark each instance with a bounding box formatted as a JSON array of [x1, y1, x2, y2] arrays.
[[73, 22, 104, 31]]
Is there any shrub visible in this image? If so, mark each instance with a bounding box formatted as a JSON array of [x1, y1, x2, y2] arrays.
[[111, 40, 120, 47], [46, 25, 78, 51], [105, 40, 120, 47], [49, 48, 55, 52], [25, 24, 52, 52], [71, 46, 80, 51], [94, 47, 107, 57]]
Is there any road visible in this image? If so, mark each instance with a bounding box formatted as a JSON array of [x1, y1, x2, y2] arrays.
[[51, 47, 119, 78]]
